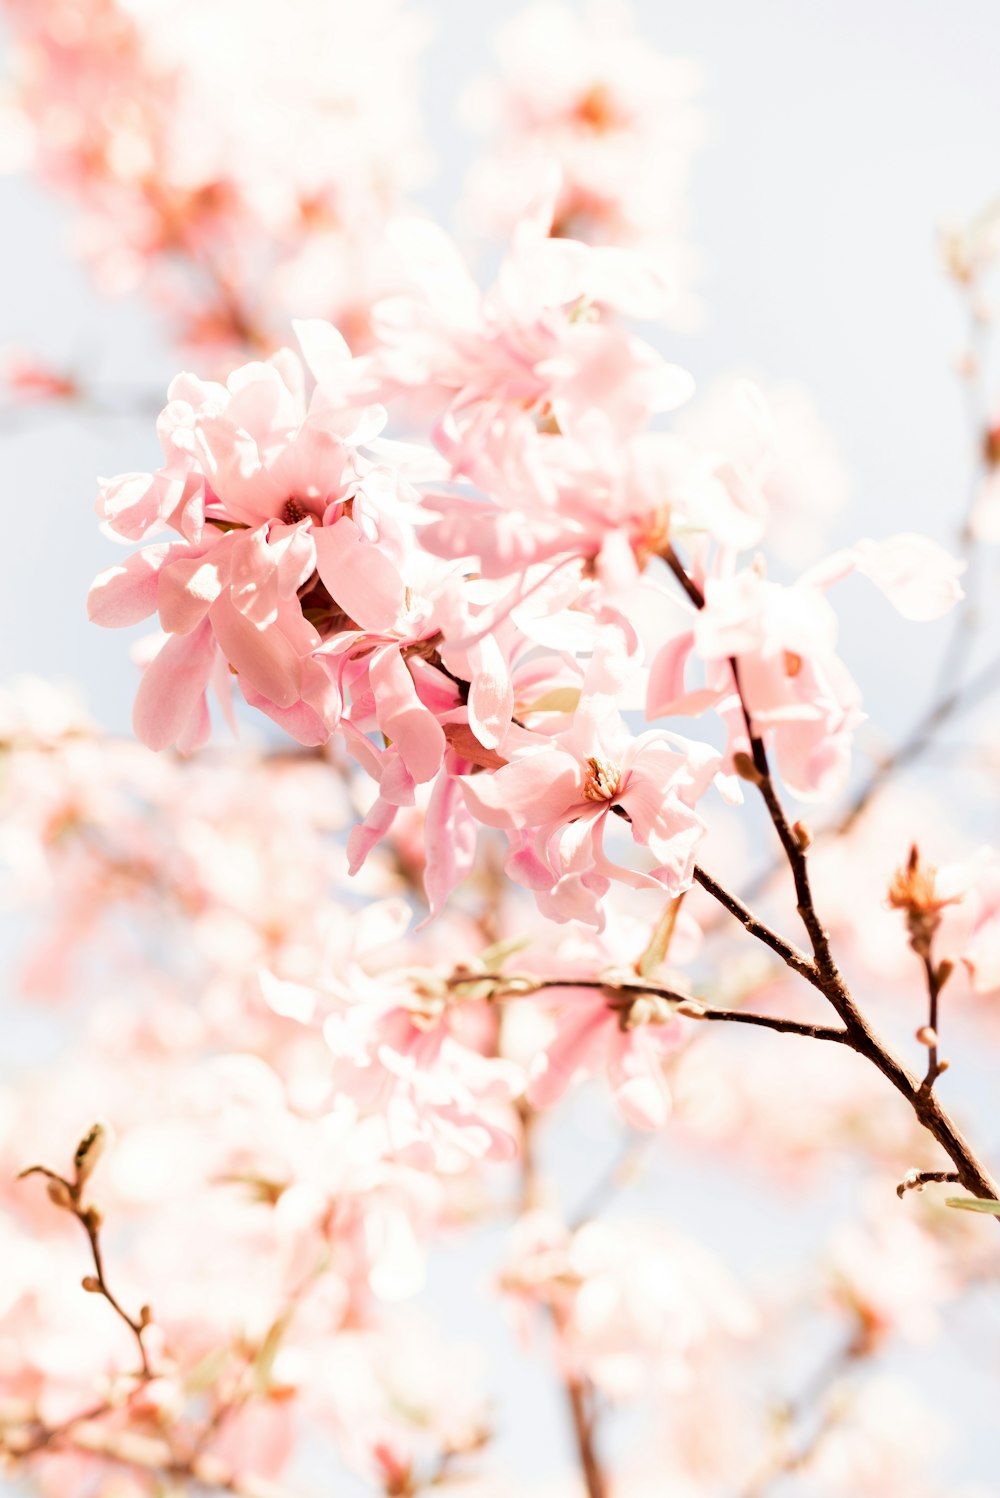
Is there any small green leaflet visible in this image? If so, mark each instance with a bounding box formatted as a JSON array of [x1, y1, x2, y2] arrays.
[[945, 1196, 1000, 1215]]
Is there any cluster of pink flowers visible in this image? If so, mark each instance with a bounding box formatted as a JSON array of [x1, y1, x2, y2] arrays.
[[89, 197, 964, 938], [0, 0, 431, 353], [1, 670, 994, 1493], [7, 4, 1000, 1495]]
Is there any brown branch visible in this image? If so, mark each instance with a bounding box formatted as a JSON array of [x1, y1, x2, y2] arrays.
[[448, 971, 847, 1043], [662, 544, 1000, 1214], [564, 1375, 607, 1498], [17, 1125, 154, 1378], [679, 999, 849, 1044], [692, 864, 817, 980]]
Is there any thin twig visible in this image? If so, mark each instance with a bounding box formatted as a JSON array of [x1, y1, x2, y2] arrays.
[[17, 1126, 154, 1378], [692, 865, 817, 980], [448, 971, 847, 1043], [919, 954, 948, 1091]]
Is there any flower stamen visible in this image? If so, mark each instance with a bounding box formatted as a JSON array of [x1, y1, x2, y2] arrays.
[[582, 755, 622, 802]]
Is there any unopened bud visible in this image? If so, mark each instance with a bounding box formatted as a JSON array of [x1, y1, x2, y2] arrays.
[[916, 1025, 938, 1048], [675, 998, 707, 1019], [937, 958, 955, 987], [887, 845, 956, 958], [732, 751, 763, 786], [625, 993, 675, 1028], [45, 1178, 75, 1211], [792, 820, 812, 850], [937, 1058, 951, 1074], [81, 1275, 102, 1293], [139, 1305, 153, 1328], [898, 1168, 924, 1197], [74, 1119, 112, 1188], [82, 1205, 103, 1232]]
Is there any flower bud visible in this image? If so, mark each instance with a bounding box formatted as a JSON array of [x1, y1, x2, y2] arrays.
[[74, 1119, 113, 1189], [45, 1178, 75, 1211], [626, 994, 675, 1028], [887, 845, 956, 958], [732, 751, 763, 786]]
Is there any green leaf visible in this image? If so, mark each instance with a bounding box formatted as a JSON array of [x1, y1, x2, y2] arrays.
[[945, 1196, 1000, 1215]]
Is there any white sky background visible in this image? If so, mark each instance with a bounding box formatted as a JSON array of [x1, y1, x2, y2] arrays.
[[3, 1, 1000, 1490]]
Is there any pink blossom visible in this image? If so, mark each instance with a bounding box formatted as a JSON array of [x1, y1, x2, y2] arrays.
[[2, 0, 432, 355], [375, 196, 692, 501], [89, 328, 459, 754], [462, 635, 719, 925], [648, 535, 963, 798]]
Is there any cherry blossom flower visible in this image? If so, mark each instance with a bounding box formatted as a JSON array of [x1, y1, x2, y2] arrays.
[[647, 536, 963, 798], [461, 634, 719, 925]]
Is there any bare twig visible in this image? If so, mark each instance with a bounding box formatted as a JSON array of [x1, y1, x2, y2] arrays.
[[17, 1124, 154, 1378], [448, 971, 847, 1044], [564, 1374, 607, 1498], [918, 954, 949, 1091], [692, 864, 816, 980]]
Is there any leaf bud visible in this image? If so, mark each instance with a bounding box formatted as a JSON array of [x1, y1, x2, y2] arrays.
[[732, 751, 763, 786]]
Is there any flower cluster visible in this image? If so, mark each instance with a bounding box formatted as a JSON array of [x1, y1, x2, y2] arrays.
[[0, 0, 431, 353], [6, 5, 1000, 1496], [90, 201, 964, 934]]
